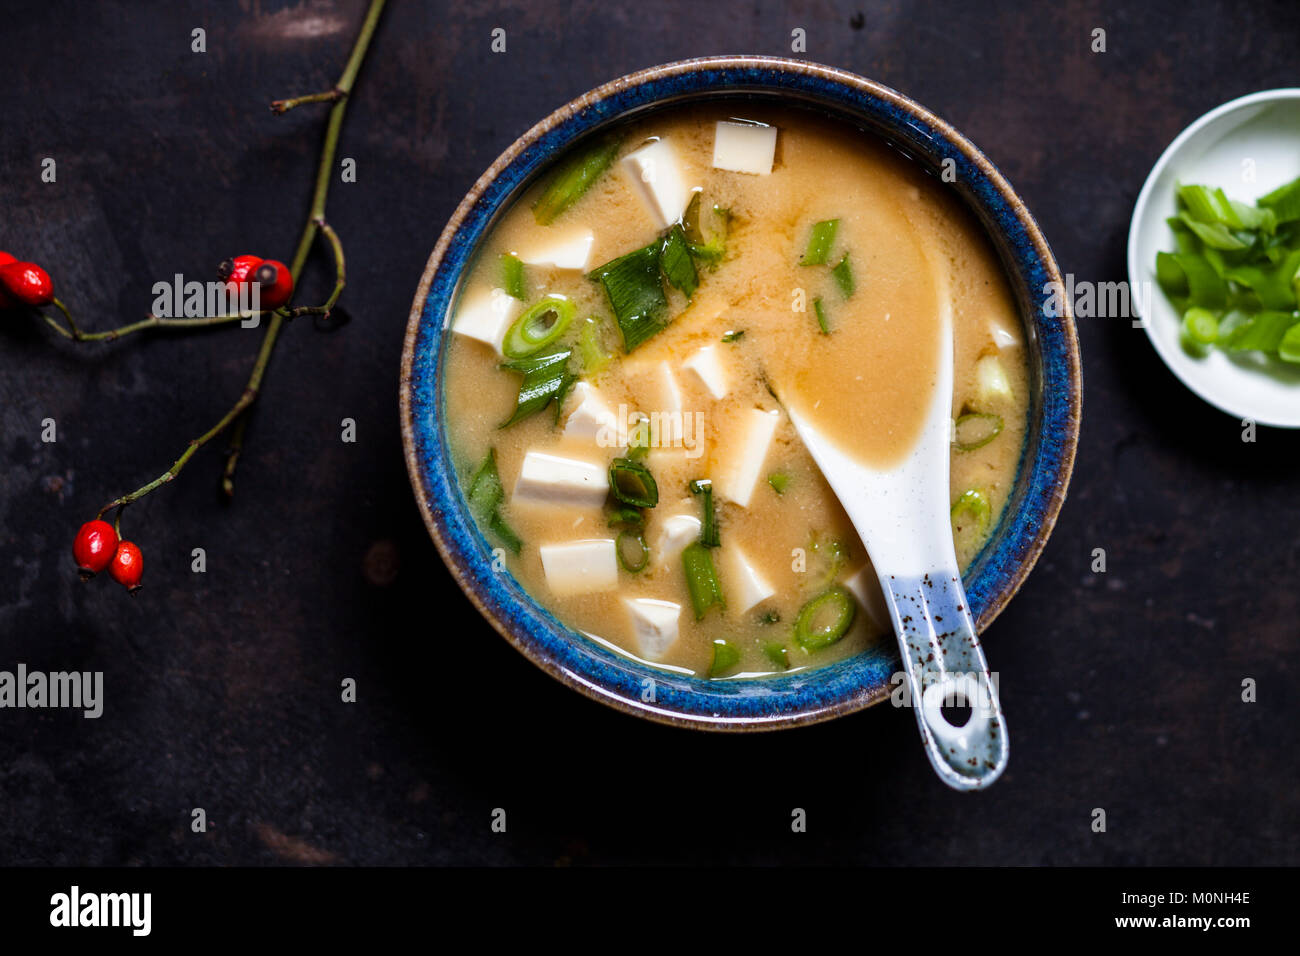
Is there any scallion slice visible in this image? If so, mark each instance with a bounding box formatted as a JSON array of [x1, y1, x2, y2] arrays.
[[626, 415, 652, 459], [1259, 175, 1300, 223], [659, 223, 698, 299], [502, 295, 576, 359], [721, 329, 745, 343], [950, 489, 991, 536], [1279, 323, 1300, 363], [684, 193, 730, 262], [532, 136, 621, 225], [831, 253, 854, 298], [708, 639, 741, 678], [589, 242, 668, 352], [682, 542, 725, 620], [793, 586, 856, 652], [689, 478, 719, 547], [616, 530, 649, 573], [767, 471, 790, 494], [576, 316, 611, 375], [607, 505, 644, 528], [813, 297, 831, 334], [953, 412, 1004, 451], [501, 253, 526, 300], [1223, 310, 1295, 353], [1181, 307, 1219, 347], [801, 219, 840, 266], [609, 458, 658, 508], [763, 641, 790, 670], [498, 348, 573, 427], [466, 449, 522, 554]]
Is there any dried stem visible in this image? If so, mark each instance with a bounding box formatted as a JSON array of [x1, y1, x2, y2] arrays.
[[100, 0, 386, 516], [271, 88, 346, 114]]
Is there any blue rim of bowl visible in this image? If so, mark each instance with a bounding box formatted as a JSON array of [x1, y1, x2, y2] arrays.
[[400, 56, 1081, 731]]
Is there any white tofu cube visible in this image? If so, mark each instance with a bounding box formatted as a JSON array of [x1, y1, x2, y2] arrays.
[[621, 139, 691, 229], [843, 565, 886, 629], [723, 546, 775, 612], [656, 513, 702, 562], [990, 318, 1021, 350], [512, 451, 609, 509], [539, 539, 619, 597], [975, 353, 1014, 403], [683, 345, 729, 400], [711, 121, 778, 175], [658, 362, 684, 416], [717, 408, 780, 507], [451, 287, 520, 354], [624, 598, 682, 661], [562, 381, 621, 448], [518, 228, 595, 272]]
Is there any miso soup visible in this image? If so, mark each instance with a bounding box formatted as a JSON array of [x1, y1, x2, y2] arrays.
[[443, 104, 1029, 678]]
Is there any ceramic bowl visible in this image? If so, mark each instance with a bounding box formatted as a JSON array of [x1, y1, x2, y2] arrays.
[[400, 56, 1081, 730], [1128, 88, 1300, 429]]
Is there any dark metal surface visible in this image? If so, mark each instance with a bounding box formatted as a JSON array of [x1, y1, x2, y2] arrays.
[[1, 0, 1296, 865]]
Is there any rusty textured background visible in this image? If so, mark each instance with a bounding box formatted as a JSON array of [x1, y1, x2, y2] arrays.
[[1, 0, 1297, 865]]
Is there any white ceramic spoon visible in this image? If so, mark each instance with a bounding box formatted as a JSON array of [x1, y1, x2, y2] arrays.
[[779, 295, 1010, 790]]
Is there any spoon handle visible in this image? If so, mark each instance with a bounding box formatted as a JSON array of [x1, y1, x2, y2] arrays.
[[880, 568, 1009, 790]]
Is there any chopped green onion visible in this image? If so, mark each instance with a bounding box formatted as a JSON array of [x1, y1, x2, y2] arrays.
[[767, 472, 790, 494], [1279, 323, 1300, 363], [793, 586, 855, 652], [609, 458, 658, 508], [1156, 179, 1300, 371], [708, 639, 741, 678], [831, 253, 854, 298], [1178, 183, 1237, 227], [1222, 311, 1295, 353], [950, 489, 991, 536], [689, 478, 719, 547], [953, 412, 1004, 451], [810, 536, 847, 588], [801, 219, 839, 266], [532, 136, 621, 225], [682, 192, 705, 243], [501, 253, 526, 301], [577, 316, 611, 374], [466, 449, 522, 554], [682, 542, 725, 620], [721, 329, 745, 343], [498, 348, 573, 427], [589, 242, 668, 352], [1177, 211, 1249, 251], [763, 641, 790, 670], [616, 530, 649, 573], [1259, 175, 1300, 223], [659, 223, 698, 299], [813, 297, 831, 334], [501, 295, 576, 359], [684, 194, 730, 262], [626, 415, 652, 459], [1155, 251, 1188, 300], [1181, 307, 1219, 347], [607, 505, 644, 528]]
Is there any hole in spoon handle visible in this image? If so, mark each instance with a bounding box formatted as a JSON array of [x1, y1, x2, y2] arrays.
[[883, 572, 1009, 790]]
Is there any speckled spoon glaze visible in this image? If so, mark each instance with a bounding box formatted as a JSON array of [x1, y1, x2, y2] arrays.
[[780, 292, 1010, 790]]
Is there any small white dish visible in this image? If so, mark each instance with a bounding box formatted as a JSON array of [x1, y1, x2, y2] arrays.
[[1128, 88, 1300, 428]]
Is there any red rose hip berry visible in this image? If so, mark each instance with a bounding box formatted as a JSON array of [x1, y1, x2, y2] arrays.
[[0, 258, 54, 307], [0, 252, 14, 309], [218, 254, 264, 292], [73, 519, 120, 580], [253, 259, 294, 309], [108, 541, 144, 593]]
